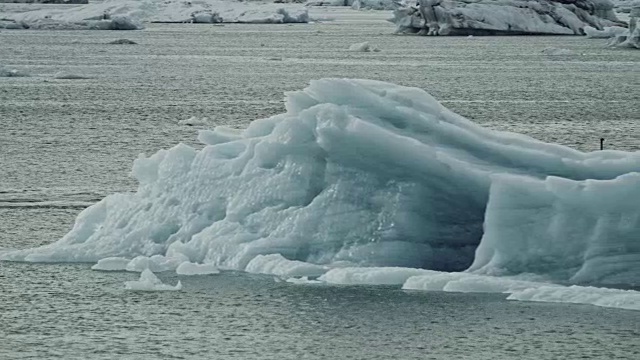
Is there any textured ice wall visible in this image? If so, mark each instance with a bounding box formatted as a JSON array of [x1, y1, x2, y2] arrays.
[[2, 79, 639, 285], [471, 173, 640, 285], [392, 0, 624, 36]]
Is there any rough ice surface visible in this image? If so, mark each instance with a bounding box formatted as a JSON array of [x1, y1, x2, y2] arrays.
[[0, 0, 309, 30], [392, 0, 625, 36], [175, 261, 220, 275], [607, 6, 640, 48], [3, 78, 640, 309], [125, 254, 188, 272], [245, 254, 328, 278], [91, 257, 130, 271], [124, 268, 182, 291], [584, 25, 628, 38], [319, 267, 435, 285]]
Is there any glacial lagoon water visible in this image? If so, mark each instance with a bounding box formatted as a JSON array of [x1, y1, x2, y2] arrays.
[[1, 8, 639, 359]]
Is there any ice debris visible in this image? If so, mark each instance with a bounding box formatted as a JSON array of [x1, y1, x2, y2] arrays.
[[348, 41, 380, 52], [124, 268, 182, 291]]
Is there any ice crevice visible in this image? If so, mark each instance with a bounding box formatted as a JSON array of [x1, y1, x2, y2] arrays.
[[2, 78, 640, 309]]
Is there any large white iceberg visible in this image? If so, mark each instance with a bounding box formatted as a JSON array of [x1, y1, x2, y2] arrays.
[[392, 0, 625, 35], [2, 79, 640, 297], [0, 0, 309, 30]]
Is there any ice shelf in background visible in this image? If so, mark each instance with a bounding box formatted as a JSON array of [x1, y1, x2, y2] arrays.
[[0, 0, 309, 30], [391, 0, 626, 36]]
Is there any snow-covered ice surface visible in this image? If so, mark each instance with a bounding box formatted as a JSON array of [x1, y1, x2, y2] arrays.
[[124, 268, 183, 290], [3, 77, 640, 311], [0, 0, 309, 30], [392, 0, 626, 35]]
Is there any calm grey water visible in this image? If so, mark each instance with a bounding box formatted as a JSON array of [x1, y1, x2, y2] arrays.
[[1, 9, 639, 359]]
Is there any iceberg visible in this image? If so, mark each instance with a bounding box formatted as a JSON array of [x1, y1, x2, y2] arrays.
[[3, 78, 640, 305], [0, 0, 309, 30], [124, 268, 182, 291], [391, 0, 625, 35]]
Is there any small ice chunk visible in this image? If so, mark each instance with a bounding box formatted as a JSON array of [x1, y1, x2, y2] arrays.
[[54, 71, 90, 79], [179, 116, 209, 126], [124, 269, 182, 291], [348, 41, 379, 52], [108, 39, 137, 45], [91, 257, 130, 271], [176, 261, 220, 275]]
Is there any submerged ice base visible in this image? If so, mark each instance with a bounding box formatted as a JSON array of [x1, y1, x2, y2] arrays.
[[2, 79, 640, 301]]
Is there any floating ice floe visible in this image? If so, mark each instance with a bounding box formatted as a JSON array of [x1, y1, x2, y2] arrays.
[[348, 41, 380, 52], [391, 0, 626, 35], [124, 268, 182, 291], [3, 78, 640, 310], [176, 261, 220, 275], [108, 38, 137, 44], [0, 0, 309, 30]]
